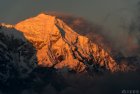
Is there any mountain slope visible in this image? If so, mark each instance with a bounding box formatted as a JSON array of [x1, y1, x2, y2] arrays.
[[0, 26, 37, 82], [15, 13, 118, 72]]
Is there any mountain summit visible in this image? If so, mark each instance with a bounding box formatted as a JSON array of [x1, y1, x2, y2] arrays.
[[14, 13, 118, 72]]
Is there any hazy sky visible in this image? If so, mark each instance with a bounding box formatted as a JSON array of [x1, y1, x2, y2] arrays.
[[0, 0, 139, 27]]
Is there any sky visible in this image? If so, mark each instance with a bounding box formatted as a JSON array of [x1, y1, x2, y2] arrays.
[[0, 0, 140, 32]]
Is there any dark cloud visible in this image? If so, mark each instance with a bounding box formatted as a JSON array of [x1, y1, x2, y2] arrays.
[[1, 71, 140, 94]]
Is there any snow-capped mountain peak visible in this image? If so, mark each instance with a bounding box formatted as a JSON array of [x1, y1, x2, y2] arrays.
[[14, 13, 118, 72]]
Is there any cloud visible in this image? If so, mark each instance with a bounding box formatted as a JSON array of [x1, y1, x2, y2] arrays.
[[47, 11, 140, 62]]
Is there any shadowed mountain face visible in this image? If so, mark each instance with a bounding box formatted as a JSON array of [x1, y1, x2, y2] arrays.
[[0, 26, 37, 83]]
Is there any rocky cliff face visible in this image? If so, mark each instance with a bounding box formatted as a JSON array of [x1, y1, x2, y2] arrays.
[[0, 26, 37, 82], [14, 13, 118, 72]]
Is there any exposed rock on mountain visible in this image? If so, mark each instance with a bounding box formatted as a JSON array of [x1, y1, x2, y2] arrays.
[[15, 13, 118, 72]]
